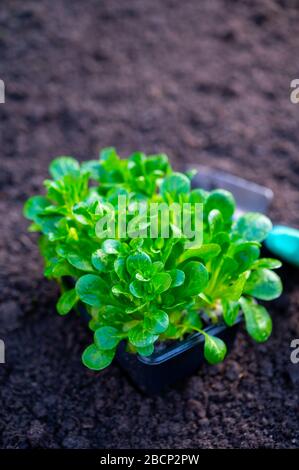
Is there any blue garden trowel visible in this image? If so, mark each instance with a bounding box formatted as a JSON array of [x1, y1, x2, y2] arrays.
[[190, 165, 299, 268]]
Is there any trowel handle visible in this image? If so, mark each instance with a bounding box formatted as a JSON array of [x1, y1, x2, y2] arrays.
[[265, 225, 299, 267]]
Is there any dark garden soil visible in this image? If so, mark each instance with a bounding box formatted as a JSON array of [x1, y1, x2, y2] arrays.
[[1, 0, 299, 449]]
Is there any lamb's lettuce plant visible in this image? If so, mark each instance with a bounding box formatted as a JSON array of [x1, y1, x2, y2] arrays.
[[24, 149, 282, 370]]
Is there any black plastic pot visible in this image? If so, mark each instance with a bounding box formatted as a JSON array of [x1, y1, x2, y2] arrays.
[[75, 294, 242, 395], [116, 318, 242, 395]]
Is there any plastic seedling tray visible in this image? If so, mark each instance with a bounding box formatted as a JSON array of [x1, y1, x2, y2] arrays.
[[76, 300, 241, 394], [116, 317, 241, 395]]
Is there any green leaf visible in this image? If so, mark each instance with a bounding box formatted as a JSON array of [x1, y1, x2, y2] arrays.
[[91, 250, 108, 272], [128, 324, 158, 348], [212, 232, 230, 252], [205, 189, 236, 220], [204, 334, 227, 364], [251, 258, 282, 270], [179, 243, 221, 264], [72, 202, 93, 225], [24, 150, 284, 373], [81, 160, 101, 179], [23, 196, 49, 220], [94, 326, 121, 350], [235, 213, 272, 242], [240, 297, 272, 342], [129, 238, 144, 250], [82, 344, 114, 370], [135, 273, 150, 282], [126, 251, 152, 276], [144, 310, 169, 334], [232, 242, 260, 274], [168, 269, 185, 287], [221, 272, 248, 301], [189, 188, 207, 203], [137, 344, 154, 357], [76, 274, 108, 307], [185, 310, 203, 330], [175, 261, 209, 297], [129, 280, 146, 298], [100, 147, 119, 163], [145, 153, 169, 174], [152, 261, 164, 274], [102, 239, 122, 254], [208, 209, 223, 236], [112, 284, 130, 298], [56, 288, 78, 315], [218, 256, 239, 278], [160, 172, 190, 202], [221, 299, 239, 326], [152, 273, 172, 294], [114, 257, 127, 280], [67, 253, 93, 272], [244, 268, 282, 300], [36, 215, 62, 236], [45, 258, 77, 278], [49, 157, 80, 180]]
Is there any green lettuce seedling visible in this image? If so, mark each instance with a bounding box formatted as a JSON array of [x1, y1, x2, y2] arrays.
[[24, 149, 282, 370]]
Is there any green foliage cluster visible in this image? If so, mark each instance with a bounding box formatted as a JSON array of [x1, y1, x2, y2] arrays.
[[24, 149, 282, 370]]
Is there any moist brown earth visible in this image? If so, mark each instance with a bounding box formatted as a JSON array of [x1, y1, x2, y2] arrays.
[[0, 0, 299, 449]]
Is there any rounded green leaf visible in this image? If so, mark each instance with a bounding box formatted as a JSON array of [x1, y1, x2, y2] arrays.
[[235, 213, 272, 242], [137, 344, 154, 357], [204, 334, 227, 364], [112, 284, 130, 297], [152, 273, 172, 294], [152, 261, 164, 274], [67, 253, 93, 272], [82, 344, 114, 370], [100, 147, 119, 162], [251, 258, 282, 270], [212, 232, 230, 251], [92, 250, 108, 272], [179, 244, 221, 264], [102, 239, 122, 254], [240, 297, 272, 342], [145, 153, 169, 174], [160, 172, 191, 201], [114, 257, 127, 280], [49, 157, 80, 180], [205, 189, 236, 220], [144, 310, 169, 334], [189, 188, 207, 204], [24, 196, 49, 221], [233, 242, 260, 274], [128, 324, 158, 348], [221, 300, 239, 326], [208, 209, 223, 235], [36, 215, 62, 236], [244, 268, 282, 300], [56, 288, 78, 315], [129, 238, 144, 250], [221, 272, 248, 302], [185, 310, 203, 330], [94, 326, 120, 350], [129, 280, 146, 298], [168, 269, 185, 287], [126, 251, 152, 276], [176, 261, 209, 297], [76, 274, 108, 307]]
